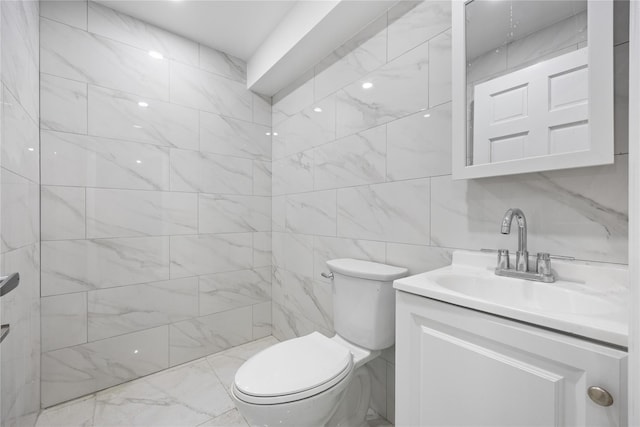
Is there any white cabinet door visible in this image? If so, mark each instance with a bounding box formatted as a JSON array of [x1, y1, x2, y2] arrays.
[[395, 292, 628, 427]]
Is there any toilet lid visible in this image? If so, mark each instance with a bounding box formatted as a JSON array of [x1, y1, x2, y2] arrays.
[[234, 332, 352, 400]]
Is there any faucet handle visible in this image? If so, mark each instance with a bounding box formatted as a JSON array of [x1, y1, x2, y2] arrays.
[[497, 249, 510, 270], [536, 252, 552, 275]]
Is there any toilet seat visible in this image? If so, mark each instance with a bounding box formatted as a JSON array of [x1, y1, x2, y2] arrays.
[[233, 332, 354, 405]]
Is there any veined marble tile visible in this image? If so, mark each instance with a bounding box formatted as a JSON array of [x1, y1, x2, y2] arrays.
[[313, 125, 386, 190], [387, 0, 451, 61], [86, 188, 198, 238], [41, 18, 169, 101], [313, 236, 386, 285], [285, 190, 337, 236], [170, 61, 252, 121], [41, 237, 170, 296], [386, 103, 452, 180], [252, 93, 272, 127], [170, 149, 253, 195], [199, 268, 271, 316], [253, 232, 272, 268], [200, 111, 270, 160], [314, 15, 387, 101], [88, 85, 198, 150], [36, 394, 96, 427], [2, 86, 39, 183], [272, 196, 286, 233], [1, 169, 39, 253], [40, 0, 87, 30], [274, 270, 332, 332], [198, 194, 270, 234], [506, 11, 587, 70], [88, 277, 198, 341], [41, 326, 169, 407], [169, 307, 253, 366], [170, 233, 253, 278], [252, 302, 272, 340], [272, 151, 314, 196], [198, 409, 249, 427], [88, 2, 199, 66], [614, 43, 629, 154], [429, 29, 452, 107], [2, 0, 39, 122], [336, 43, 429, 138], [253, 160, 272, 196], [283, 233, 314, 279], [40, 73, 87, 134], [41, 130, 171, 190], [93, 359, 233, 426], [272, 95, 336, 160], [337, 179, 430, 245], [272, 300, 332, 342], [41, 293, 87, 352], [199, 45, 246, 82], [430, 157, 629, 264], [272, 70, 314, 126], [41, 186, 85, 241], [385, 243, 452, 276]]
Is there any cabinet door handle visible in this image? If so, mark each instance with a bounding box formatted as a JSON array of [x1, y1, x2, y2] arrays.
[[587, 386, 614, 407]]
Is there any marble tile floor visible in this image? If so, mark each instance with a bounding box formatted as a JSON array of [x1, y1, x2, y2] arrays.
[[36, 336, 392, 427]]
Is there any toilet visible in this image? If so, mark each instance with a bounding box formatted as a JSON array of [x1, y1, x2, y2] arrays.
[[231, 258, 408, 427]]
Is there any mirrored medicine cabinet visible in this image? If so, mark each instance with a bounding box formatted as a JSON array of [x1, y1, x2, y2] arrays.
[[452, 0, 614, 179]]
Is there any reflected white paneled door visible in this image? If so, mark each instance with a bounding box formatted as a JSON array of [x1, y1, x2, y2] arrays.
[[395, 292, 628, 427], [473, 48, 589, 164]]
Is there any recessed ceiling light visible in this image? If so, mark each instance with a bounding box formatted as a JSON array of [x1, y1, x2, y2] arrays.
[[136, 160, 142, 164], [133, 124, 143, 129], [138, 101, 149, 108], [273, 132, 279, 136], [423, 113, 431, 118], [148, 50, 164, 60], [265, 132, 271, 136], [27, 147, 34, 152], [362, 82, 373, 89], [313, 107, 323, 113]]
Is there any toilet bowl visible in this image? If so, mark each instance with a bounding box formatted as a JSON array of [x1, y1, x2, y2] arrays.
[[231, 259, 408, 427]]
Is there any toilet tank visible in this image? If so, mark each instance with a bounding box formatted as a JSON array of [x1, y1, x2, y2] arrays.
[[327, 259, 408, 350]]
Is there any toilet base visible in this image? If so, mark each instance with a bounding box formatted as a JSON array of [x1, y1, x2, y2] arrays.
[[326, 365, 372, 427]]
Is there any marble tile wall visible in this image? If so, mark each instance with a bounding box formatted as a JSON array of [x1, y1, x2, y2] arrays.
[[271, 1, 630, 422], [0, 1, 41, 427], [39, 1, 271, 407]]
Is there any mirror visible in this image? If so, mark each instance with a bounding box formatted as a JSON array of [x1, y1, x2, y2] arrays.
[[452, 0, 614, 179]]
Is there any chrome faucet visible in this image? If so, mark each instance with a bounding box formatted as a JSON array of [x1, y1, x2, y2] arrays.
[[500, 208, 528, 272], [494, 208, 556, 283]]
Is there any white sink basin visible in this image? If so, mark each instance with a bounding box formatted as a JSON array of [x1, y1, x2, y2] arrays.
[[393, 251, 629, 347]]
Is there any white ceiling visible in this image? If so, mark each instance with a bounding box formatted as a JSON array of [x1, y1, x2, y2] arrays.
[[95, 0, 298, 61], [466, 0, 587, 61]]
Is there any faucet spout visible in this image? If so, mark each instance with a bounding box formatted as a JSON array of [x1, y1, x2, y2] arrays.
[[500, 208, 528, 271]]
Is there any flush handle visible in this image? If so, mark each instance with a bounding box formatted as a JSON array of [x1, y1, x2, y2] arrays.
[[321, 272, 334, 279], [587, 386, 614, 407]]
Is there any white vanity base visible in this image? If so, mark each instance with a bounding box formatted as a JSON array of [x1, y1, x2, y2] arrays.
[[395, 291, 628, 427]]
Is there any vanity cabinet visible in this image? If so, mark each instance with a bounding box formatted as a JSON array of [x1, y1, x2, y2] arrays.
[[395, 291, 628, 427]]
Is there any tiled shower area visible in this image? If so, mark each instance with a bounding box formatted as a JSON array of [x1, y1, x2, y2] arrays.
[[38, 0, 272, 409]]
